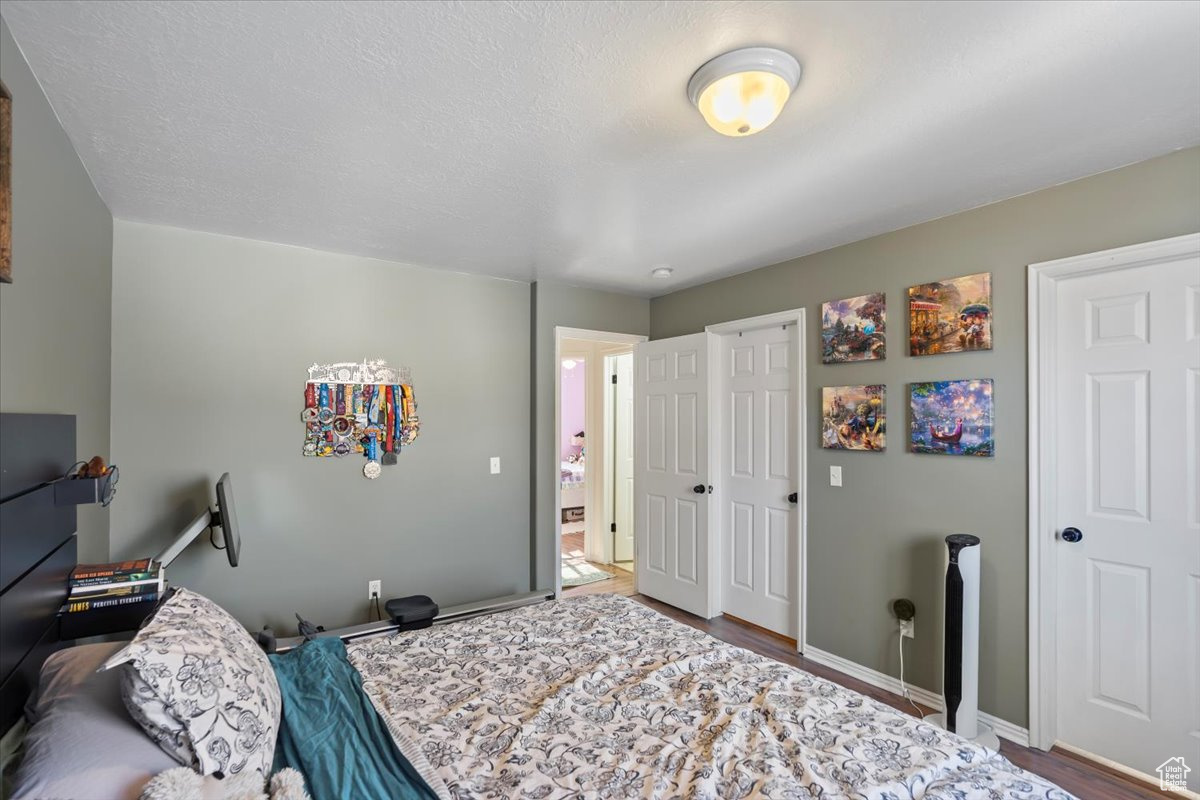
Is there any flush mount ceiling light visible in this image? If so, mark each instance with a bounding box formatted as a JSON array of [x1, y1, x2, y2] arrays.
[[651, 266, 674, 279], [687, 47, 801, 137]]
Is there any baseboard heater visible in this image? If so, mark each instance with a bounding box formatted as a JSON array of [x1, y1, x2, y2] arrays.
[[273, 589, 554, 653]]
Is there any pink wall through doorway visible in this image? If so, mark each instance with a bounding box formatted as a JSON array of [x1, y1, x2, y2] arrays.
[[561, 359, 584, 461]]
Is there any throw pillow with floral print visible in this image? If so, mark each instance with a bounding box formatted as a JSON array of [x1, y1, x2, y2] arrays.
[[103, 588, 280, 777]]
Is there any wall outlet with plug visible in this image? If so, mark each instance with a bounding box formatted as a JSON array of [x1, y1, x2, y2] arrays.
[[891, 598, 916, 638], [368, 579, 382, 599]]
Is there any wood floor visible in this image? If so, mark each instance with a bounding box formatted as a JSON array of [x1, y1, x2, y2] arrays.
[[561, 575, 1164, 799], [561, 531, 635, 594]]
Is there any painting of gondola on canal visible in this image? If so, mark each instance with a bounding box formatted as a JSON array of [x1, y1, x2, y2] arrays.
[[821, 292, 886, 363], [908, 272, 991, 355], [821, 385, 886, 451], [909, 379, 994, 456]]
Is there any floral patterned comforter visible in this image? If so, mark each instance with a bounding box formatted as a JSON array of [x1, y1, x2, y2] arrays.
[[347, 594, 1073, 799]]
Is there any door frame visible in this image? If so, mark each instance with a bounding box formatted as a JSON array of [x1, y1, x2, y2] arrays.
[[1026, 232, 1200, 752], [554, 327, 648, 598], [706, 308, 808, 652]]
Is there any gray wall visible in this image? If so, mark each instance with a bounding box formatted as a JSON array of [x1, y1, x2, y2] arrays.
[[531, 282, 649, 590], [649, 146, 1200, 727], [0, 19, 113, 562], [110, 221, 531, 631]]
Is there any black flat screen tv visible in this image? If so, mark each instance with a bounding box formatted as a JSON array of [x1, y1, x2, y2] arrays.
[[214, 472, 240, 567]]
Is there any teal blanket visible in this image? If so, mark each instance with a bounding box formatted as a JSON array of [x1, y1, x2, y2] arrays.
[[269, 637, 439, 800]]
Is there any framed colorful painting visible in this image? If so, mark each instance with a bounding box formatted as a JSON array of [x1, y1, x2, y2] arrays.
[[821, 385, 886, 451], [907, 272, 991, 355], [821, 292, 885, 363], [909, 379, 993, 457]]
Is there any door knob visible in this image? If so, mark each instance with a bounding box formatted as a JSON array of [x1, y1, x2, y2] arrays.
[[693, 484, 706, 494], [1061, 527, 1083, 543], [787, 492, 798, 504]]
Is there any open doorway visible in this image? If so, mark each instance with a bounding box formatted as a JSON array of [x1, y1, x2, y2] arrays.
[[554, 328, 645, 596]]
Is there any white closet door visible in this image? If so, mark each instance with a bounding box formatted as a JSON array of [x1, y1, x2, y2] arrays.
[[720, 324, 798, 638], [634, 333, 716, 618], [1053, 255, 1200, 789]]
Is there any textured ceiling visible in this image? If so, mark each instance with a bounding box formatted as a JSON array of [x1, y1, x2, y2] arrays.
[[3, 1, 1199, 295]]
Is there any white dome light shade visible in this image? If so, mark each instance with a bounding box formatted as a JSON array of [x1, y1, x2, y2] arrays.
[[688, 47, 801, 137]]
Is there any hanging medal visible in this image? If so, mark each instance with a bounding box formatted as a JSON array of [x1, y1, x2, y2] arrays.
[[392, 384, 403, 454], [302, 383, 318, 423], [401, 384, 419, 445], [382, 385, 398, 465], [317, 383, 334, 425], [367, 385, 380, 425], [302, 383, 320, 455], [363, 429, 381, 479]]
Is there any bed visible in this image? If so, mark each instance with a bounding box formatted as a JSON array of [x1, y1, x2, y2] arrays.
[[11, 590, 1075, 800], [560, 460, 585, 488], [11, 590, 1078, 800], [2, 418, 1073, 799]]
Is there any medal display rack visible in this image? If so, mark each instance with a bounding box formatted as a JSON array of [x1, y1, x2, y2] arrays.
[[306, 359, 411, 387], [302, 359, 419, 478]]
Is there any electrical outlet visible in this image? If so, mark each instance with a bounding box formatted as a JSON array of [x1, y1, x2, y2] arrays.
[[368, 579, 382, 599], [900, 619, 915, 639], [829, 465, 843, 487], [490, 456, 501, 474]]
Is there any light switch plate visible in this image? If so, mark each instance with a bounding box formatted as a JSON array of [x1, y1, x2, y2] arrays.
[[490, 457, 501, 474], [830, 465, 843, 487]]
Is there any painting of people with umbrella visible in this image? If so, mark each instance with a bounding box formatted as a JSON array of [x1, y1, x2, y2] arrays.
[[908, 272, 992, 355]]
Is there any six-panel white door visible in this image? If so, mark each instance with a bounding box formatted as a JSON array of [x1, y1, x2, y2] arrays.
[[613, 352, 635, 563], [720, 324, 799, 638], [1054, 255, 1200, 788], [634, 333, 715, 618]]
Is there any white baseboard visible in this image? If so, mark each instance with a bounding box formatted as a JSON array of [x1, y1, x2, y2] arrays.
[[802, 645, 1030, 748], [1052, 741, 1200, 800]]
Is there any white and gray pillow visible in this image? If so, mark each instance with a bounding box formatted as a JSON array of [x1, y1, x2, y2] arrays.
[[11, 642, 177, 800], [103, 588, 280, 778]]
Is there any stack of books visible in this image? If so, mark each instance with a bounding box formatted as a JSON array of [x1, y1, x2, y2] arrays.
[[67, 558, 165, 613]]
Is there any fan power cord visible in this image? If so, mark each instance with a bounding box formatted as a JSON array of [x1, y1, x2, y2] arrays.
[[898, 630, 925, 719]]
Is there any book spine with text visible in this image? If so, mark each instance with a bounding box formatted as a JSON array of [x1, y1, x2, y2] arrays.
[[71, 558, 153, 581], [70, 570, 158, 590], [68, 591, 160, 613], [70, 582, 160, 600]]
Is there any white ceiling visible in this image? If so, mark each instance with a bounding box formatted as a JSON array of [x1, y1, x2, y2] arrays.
[[3, 1, 1199, 296]]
